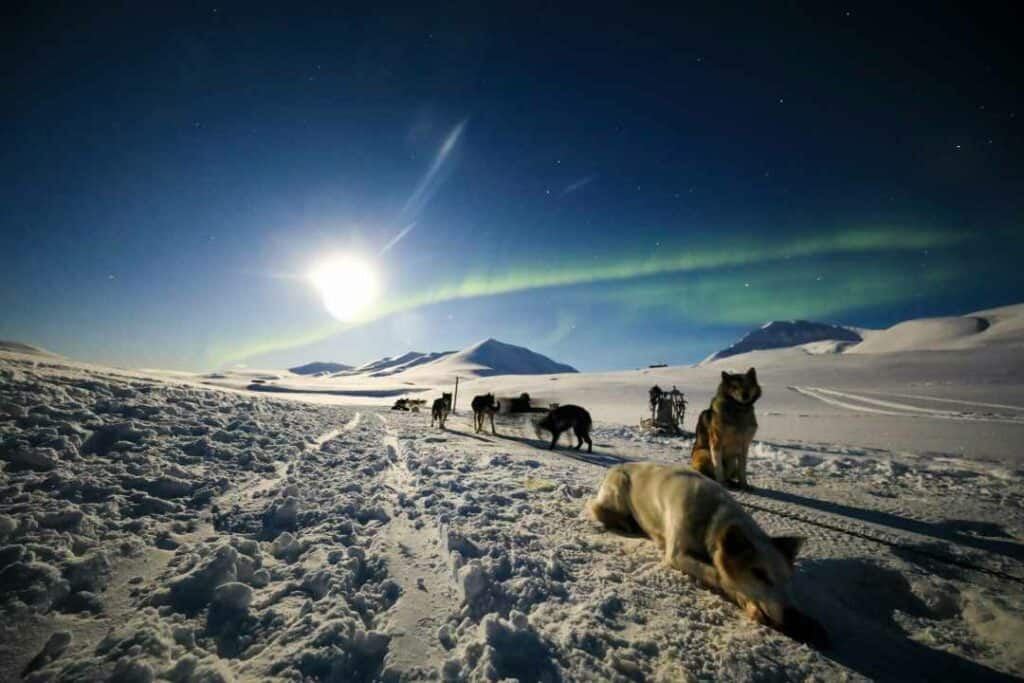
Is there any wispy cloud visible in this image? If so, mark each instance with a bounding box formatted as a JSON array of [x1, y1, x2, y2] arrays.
[[379, 222, 416, 255], [399, 119, 467, 223], [561, 174, 596, 196]]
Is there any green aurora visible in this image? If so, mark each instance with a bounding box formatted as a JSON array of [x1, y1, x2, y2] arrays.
[[214, 226, 968, 365]]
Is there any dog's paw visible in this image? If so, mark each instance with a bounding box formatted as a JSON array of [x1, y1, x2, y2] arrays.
[[743, 600, 769, 625]]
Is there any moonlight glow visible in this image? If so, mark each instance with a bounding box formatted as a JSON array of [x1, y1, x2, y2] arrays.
[[309, 255, 379, 322]]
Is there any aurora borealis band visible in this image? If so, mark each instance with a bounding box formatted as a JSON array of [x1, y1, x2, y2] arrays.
[[211, 225, 990, 365]]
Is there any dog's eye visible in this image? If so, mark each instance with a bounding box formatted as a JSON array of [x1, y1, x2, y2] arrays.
[[752, 568, 774, 586]]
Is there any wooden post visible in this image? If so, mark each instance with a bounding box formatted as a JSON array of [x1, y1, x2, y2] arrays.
[[452, 376, 459, 414]]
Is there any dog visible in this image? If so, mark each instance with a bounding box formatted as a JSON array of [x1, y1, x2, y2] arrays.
[[691, 368, 761, 488], [586, 462, 827, 647], [471, 393, 498, 434], [535, 404, 592, 452], [431, 392, 452, 429]]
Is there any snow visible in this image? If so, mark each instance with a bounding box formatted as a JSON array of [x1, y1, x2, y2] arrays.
[[2, 306, 1024, 681]]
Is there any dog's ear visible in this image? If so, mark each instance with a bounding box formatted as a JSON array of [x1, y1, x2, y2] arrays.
[[721, 371, 730, 383], [746, 367, 757, 382], [720, 524, 753, 558], [771, 536, 805, 566]]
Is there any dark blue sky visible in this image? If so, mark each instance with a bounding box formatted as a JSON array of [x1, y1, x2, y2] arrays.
[[2, 2, 1021, 370]]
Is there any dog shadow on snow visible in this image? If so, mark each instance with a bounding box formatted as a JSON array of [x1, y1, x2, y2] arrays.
[[496, 432, 633, 468], [792, 558, 1019, 682], [746, 487, 1024, 563]]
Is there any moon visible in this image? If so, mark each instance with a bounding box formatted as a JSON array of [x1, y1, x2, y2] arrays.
[[309, 254, 379, 322]]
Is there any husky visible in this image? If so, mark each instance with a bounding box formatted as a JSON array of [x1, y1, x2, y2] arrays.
[[535, 404, 593, 452], [691, 368, 761, 488], [431, 392, 452, 429], [471, 393, 498, 434], [587, 462, 827, 646]]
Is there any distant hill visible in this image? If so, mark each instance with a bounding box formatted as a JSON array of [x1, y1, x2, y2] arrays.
[[400, 338, 578, 379], [702, 304, 1024, 364], [351, 351, 455, 377], [846, 303, 1024, 354], [289, 361, 353, 376], [704, 321, 863, 362], [0, 340, 60, 357], [288, 339, 577, 384]]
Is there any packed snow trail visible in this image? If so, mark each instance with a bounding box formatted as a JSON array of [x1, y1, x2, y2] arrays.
[[374, 416, 461, 678]]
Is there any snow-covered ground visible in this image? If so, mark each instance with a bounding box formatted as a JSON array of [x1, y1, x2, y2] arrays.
[[2, 304, 1024, 681]]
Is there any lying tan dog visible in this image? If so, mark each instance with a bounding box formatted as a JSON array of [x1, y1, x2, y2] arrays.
[[587, 462, 827, 646]]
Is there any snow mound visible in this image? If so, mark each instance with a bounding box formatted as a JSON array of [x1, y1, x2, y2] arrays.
[[848, 304, 1024, 353], [705, 321, 863, 362], [288, 361, 353, 376]]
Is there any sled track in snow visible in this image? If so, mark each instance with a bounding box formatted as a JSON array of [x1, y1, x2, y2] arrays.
[[791, 386, 1024, 424], [732, 491, 1024, 585]]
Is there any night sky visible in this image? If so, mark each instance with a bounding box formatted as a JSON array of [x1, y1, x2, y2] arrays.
[[2, 3, 1021, 371]]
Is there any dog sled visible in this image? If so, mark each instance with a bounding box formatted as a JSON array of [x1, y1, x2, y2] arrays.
[[640, 385, 687, 435]]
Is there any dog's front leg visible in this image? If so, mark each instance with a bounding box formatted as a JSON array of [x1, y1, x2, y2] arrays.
[[738, 449, 750, 489], [709, 433, 725, 483], [665, 547, 721, 589]]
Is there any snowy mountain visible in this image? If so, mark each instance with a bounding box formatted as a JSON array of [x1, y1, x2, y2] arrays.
[[705, 320, 863, 362], [288, 361, 353, 375], [350, 351, 456, 377], [401, 338, 578, 380]]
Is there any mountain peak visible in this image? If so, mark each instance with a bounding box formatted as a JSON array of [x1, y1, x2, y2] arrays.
[[451, 338, 577, 376], [705, 320, 862, 363]]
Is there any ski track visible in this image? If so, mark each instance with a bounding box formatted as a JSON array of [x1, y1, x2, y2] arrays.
[[2, 354, 1024, 681], [793, 386, 1024, 424], [851, 389, 1024, 413]]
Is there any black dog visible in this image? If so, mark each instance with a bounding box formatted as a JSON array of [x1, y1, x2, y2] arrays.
[[471, 393, 498, 434], [431, 392, 452, 429], [536, 404, 592, 452]]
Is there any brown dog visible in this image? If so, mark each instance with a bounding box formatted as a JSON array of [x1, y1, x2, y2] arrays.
[[692, 368, 761, 488]]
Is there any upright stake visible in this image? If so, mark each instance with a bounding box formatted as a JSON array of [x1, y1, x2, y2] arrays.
[[452, 376, 459, 414]]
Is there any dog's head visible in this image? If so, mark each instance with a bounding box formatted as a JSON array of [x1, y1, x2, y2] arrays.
[[713, 523, 804, 628], [720, 368, 761, 405]]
